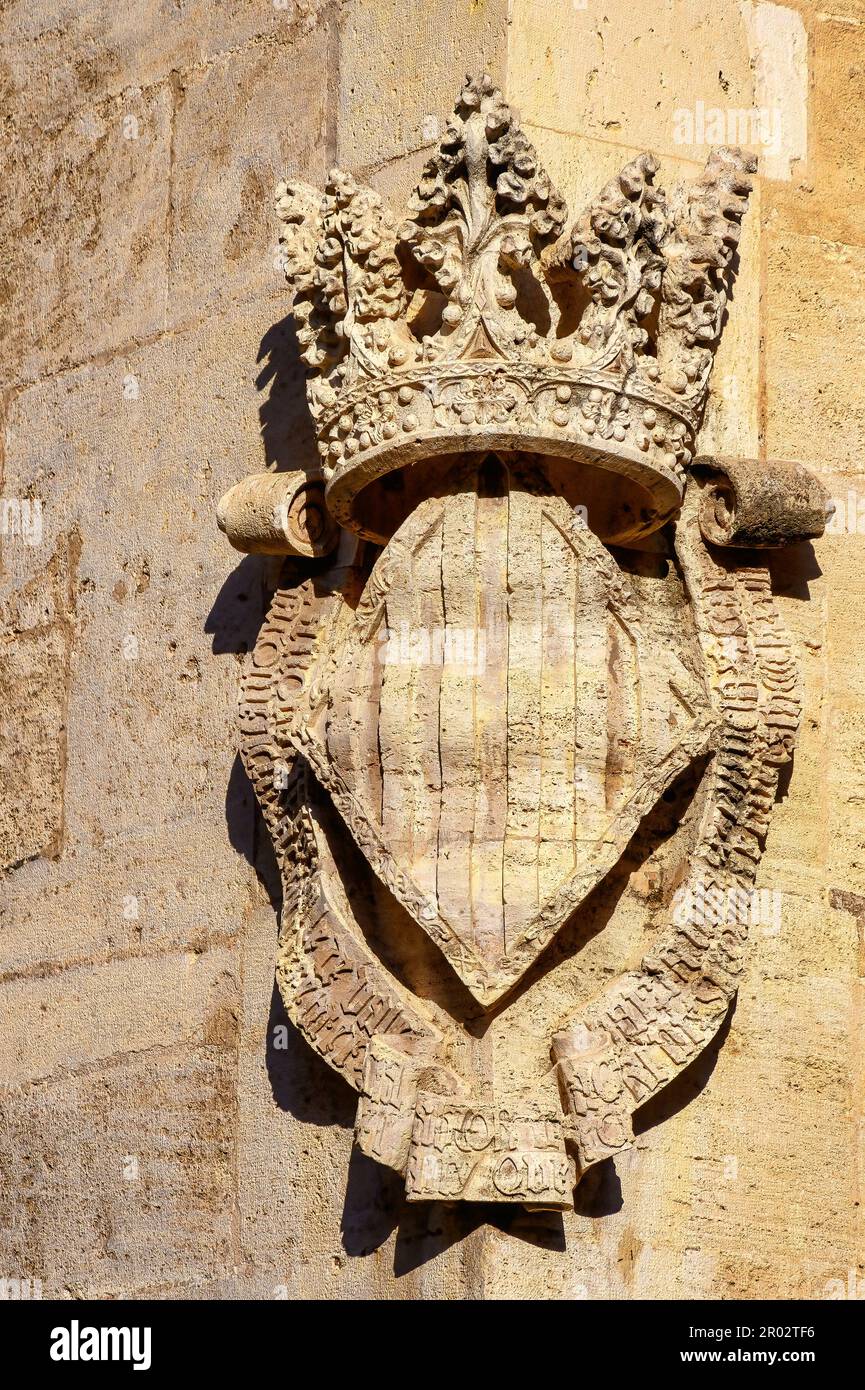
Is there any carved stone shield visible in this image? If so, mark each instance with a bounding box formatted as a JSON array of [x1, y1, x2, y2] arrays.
[[297, 460, 712, 1004], [218, 75, 829, 1210]]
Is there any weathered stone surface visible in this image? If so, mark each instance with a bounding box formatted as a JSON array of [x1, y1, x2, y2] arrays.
[[1, 944, 237, 1090], [0, 1046, 235, 1296], [169, 31, 331, 323], [508, 0, 755, 164], [0, 0, 335, 129], [1, 0, 863, 1302], [763, 10, 865, 245], [763, 233, 865, 471], [0, 822, 257, 976], [0, 535, 78, 870], [743, 1, 807, 182], [337, 0, 509, 170], [1, 85, 173, 386]]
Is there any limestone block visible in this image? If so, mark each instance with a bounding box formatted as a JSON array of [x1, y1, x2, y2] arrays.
[[825, 703, 865, 897], [743, 1, 808, 182], [0, 1047, 235, 1296], [0, 820, 261, 976], [1, 85, 172, 385], [764, 10, 865, 245], [0, 536, 78, 870], [764, 232, 865, 471], [524, 124, 761, 459], [337, 0, 509, 170], [508, 0, 755, 163], [367, 147, 437, 218], [0, 0, 335, 129], [2, 297, 280, 861], [169, 31, 330, 323], [823, 519, 865, 708], [0, 945, 238, 1090]]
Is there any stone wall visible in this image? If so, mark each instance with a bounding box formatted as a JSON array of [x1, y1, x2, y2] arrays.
[[1, 0, 862, 1299]]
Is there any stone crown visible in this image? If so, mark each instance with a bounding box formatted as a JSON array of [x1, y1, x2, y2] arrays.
[[276, 74, 755, 542]]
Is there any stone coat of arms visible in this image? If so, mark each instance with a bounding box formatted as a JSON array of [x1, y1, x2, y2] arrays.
[[217, 77, 829, 1209]]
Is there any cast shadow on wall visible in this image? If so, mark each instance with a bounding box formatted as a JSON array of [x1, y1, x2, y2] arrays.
[[208, 310, 822, 1273], [206, 313, 317, 907]]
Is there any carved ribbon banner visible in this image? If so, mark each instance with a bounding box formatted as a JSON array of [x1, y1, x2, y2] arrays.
[[218, 76, 829, 1210]]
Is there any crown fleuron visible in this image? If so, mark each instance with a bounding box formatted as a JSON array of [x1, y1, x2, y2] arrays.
[[276, 74, 755, 544]]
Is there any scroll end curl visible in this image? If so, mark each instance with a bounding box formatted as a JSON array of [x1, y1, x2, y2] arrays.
[[693, 454, 833, 549]]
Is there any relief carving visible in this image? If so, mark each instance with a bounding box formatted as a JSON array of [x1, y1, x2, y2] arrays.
[[217, 77, 830, 1210]]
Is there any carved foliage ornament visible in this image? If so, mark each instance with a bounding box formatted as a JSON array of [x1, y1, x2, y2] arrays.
[[218, 77, 830, 1209]]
